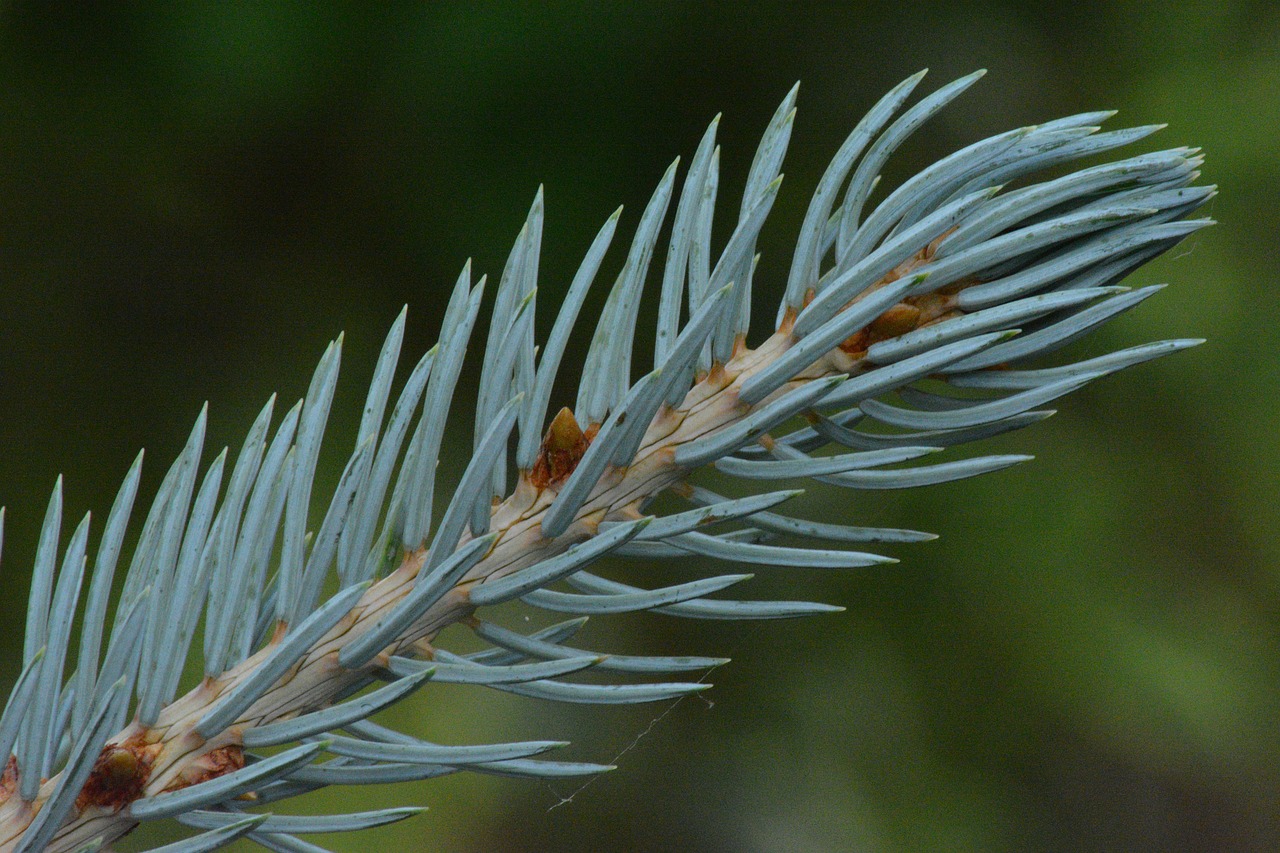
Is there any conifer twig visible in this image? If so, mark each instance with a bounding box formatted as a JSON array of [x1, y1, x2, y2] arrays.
[[0, 70, 1210, 851]]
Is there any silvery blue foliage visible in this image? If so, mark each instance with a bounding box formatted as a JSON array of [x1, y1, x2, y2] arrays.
[[0, 70, 1209, 851]]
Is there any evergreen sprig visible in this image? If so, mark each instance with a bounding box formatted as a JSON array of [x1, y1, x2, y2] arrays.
[[0, 69, 1210, 851]]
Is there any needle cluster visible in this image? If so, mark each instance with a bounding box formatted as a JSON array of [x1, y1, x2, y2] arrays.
[[0, 70, 1210, 852]]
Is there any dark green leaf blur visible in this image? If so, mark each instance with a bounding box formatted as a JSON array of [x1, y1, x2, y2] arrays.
[[0, 2, 1275, 851]]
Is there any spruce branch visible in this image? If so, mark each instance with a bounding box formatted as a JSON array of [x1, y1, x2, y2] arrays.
[[0, 69, 1211, 851]]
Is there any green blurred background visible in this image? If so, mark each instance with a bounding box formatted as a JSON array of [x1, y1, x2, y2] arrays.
[[1, 2, 1277, 851]]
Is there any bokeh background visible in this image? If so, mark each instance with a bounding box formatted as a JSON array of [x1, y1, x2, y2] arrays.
[[1, 2, 1277, 851]]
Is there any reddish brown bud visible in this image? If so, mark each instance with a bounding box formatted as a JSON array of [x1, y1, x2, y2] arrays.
[[838, 328, 871, 356], [529, 407, 592, 488], [833, 227, 969, 357], [0, 755, 18, 805], [76, 734, 157, 812], [868, 302, 922, 339]]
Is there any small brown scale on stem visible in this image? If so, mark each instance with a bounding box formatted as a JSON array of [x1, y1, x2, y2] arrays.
[[160, 745, 245, 798], [74, 734, 160, 812]]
